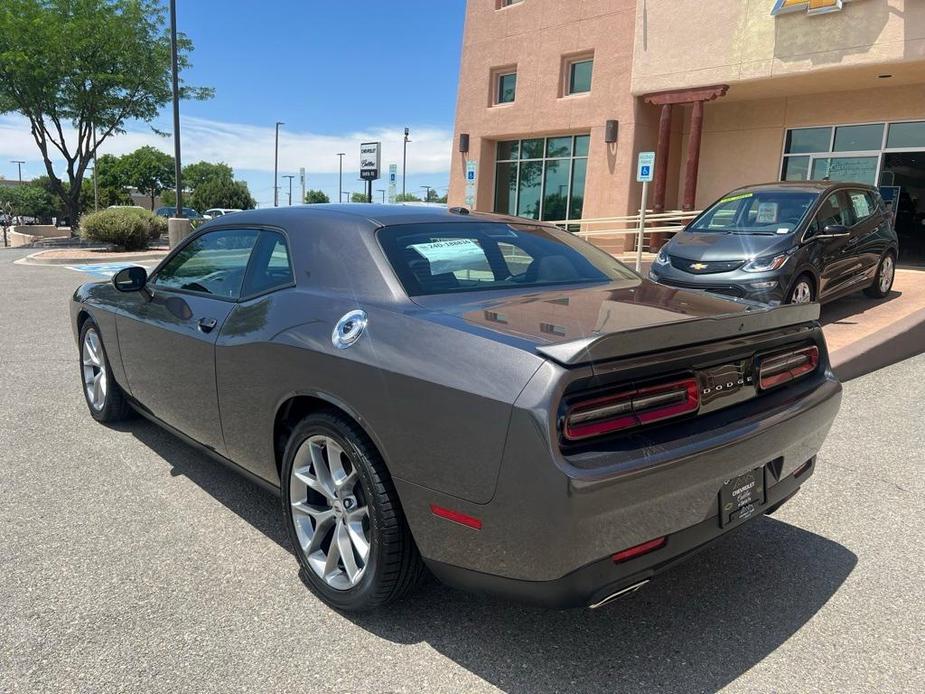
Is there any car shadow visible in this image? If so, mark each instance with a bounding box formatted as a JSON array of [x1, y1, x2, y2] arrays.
[[820, 288, 902, 327], [119, 417, 856, 693]]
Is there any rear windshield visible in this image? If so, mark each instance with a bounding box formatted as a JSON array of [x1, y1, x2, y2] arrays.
[[378, 222, 636, 296], [688, 191, 818, 235]]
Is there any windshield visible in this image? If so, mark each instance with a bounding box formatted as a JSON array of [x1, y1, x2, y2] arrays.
[[379, 222, 636, 296], [688, 191, 818, 235]]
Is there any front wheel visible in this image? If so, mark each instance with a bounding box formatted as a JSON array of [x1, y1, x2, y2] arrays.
[[281, 411, 424, 611], [79, 319, 131, 423], [864, 252, 895, 298], [786, 274, 815, 304]]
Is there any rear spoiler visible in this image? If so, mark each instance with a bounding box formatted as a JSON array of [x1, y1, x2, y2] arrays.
[[535, 303, 821, 366]]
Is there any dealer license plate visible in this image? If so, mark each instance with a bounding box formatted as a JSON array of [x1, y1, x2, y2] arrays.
[[719, 467, 766, 527]]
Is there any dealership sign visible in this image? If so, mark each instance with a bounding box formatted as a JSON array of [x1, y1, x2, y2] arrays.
[[771, 0, 855, 16], [360, 142, 380, 181]]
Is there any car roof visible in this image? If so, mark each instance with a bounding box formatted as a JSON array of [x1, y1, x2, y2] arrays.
[[728, 181, 877, 195], [199, 203, 535, 230]]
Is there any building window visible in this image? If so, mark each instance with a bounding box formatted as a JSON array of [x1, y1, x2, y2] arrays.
[[494, 134, 590, 222], [562, 54, 593, 96], [497, 72, 516, 104], [496, 0, 523, 7]]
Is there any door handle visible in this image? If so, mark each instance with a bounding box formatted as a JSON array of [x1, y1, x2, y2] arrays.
[[198, 317, 218, 333]]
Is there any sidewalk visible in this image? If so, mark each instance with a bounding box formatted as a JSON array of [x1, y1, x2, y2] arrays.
[[15, 247, 169, 266]]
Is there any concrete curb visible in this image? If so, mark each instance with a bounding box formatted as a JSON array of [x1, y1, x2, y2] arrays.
[[17, 249, 168, 266], [830, 306, 925, 382]]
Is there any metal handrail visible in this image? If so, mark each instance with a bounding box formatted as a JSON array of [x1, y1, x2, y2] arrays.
[[549, 210, 701, 238]]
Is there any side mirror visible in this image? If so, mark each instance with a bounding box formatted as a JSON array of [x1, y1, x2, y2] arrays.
[[112, 266, 148, 292]]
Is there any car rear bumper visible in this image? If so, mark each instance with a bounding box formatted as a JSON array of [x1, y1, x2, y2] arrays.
[[396, 374, 841, 608]]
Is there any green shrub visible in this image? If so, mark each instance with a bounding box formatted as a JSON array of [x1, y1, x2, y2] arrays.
[[79, 208, 162, 250]]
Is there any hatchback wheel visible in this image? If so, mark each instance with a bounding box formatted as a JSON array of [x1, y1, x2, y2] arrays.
[[79, 320, 131, 423], [281, 411, 425, 611], [864, 252, 895, 299], [787, 275, 815, 304]]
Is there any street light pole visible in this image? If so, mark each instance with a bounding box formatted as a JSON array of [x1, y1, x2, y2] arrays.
[[337, 153, 345, 204], [402, 127, 410, 197], [282, 175, 295, 206], [10, 161, 24, 183], [273, 121, 285, 207], [421, 185, 432, 202], [169, 0, 182, 218]]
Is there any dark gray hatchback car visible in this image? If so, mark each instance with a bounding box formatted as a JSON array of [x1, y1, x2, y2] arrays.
[[71, 204, 842, 611], [649, 182, 899, 305]]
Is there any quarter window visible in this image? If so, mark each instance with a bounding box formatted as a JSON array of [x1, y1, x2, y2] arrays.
[[154, 228, 258, 299], [242, 231, 294, 297]]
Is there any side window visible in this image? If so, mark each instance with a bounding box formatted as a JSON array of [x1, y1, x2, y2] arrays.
[[242, 231, 295, 297], [815, 192, 848, 229], [154, 228, 259, 299], [847, 190, 875, 222]]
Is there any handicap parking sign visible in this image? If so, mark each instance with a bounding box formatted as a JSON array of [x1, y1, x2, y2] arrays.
[[636, 152, 655, 183], [640, 165, 651, 178]]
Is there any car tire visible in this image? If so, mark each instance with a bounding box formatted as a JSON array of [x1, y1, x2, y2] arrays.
[[786, 274, 815, 304], [863, 252, 896, 299], [79, 319, 132, 423], [281, 411, 425, 612]]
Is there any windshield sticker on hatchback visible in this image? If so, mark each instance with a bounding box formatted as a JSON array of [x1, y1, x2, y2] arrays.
[[756, 202, 778, 224], [409, 239, 489, 275], [719, 192, 753, 204]]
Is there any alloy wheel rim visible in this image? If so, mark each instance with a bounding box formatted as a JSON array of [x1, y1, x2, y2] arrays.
[[289, 435, 370, 590], [792, 281, 812, 304], [880, 256, 894, 293], [82, 329, 107, 411]]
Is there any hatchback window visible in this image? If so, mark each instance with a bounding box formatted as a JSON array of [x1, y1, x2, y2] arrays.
[[154, 228, 258, 299], [688, 191, 818, 234], [379, 222, 635, 296]]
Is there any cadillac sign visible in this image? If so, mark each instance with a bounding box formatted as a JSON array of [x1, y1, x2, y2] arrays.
[[771, 0, 855, 16], [360, 141, 381, 181]]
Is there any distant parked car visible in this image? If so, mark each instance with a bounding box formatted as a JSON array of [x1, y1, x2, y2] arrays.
[[70, 204, 841, 612], [203, 208, 243, 219], [649, 182, 899, 305], [154, 206, 202, 219]]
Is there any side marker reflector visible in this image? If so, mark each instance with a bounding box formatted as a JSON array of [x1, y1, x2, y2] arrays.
[[612, 536, 667, 563], [430, 504, 482, 530]]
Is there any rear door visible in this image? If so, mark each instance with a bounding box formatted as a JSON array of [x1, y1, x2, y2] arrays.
[[846, 188, 889, 280], [117, 228, 259, 453]]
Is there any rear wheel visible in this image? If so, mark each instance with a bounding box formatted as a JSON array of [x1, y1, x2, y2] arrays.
[[864, 252, 895, 298], [786, 274, 815, 304], [79, 319, 131, 423], [281, 411, 424, 611]]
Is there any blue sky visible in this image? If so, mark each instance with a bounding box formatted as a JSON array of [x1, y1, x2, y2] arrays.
[[1, 0, 466, 207]]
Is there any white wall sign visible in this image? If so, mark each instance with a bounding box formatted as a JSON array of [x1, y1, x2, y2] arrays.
[[636, 151, 655, 183]]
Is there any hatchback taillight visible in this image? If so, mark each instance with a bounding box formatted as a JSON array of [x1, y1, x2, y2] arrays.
[[757, 345, 819, 390], [563, 377, 700, 441]]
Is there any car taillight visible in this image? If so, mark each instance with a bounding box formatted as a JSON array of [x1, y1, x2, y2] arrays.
[[757, 345, 819, 390], [564, 377, 699, 441]]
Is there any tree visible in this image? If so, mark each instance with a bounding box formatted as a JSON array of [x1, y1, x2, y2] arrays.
[[0, 0, 211, 226], [0, 184, 57, 221], [394, 192, 422, 202], [350, 192, 371, 203], [117, 146, 174, 209], [190, 178, 256, 211], [304, 189, 330, 204], [183, 161, 233, 190]]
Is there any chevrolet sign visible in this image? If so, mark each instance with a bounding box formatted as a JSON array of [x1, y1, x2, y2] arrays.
[[771, 0, 854, 16]]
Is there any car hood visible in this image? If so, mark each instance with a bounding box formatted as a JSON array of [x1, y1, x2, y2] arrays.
[[666, 231, 794, 262], [413, 279, 753, 346]]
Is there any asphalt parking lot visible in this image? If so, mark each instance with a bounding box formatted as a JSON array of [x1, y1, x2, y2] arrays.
[[1, 247, 923, 694]]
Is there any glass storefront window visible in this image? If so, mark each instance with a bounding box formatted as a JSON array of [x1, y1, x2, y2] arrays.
[[810, 157, 878, 185], [785, 127, 832, 154], [781, 156, 810, 181], [886, 121, 925, 149], [494, 135, 590, 221], [833, 124, 884, 152]]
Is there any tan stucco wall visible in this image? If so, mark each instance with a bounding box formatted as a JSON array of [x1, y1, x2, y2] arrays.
[[448, 0, 642, 221], [632, 0, 925, 95]]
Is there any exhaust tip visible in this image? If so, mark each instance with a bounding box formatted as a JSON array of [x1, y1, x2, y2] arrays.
[[588, 579, 650, 609]]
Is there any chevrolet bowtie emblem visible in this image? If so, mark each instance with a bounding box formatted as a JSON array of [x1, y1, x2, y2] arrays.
[[690, 262, 708, 271], [771, 0, 853, 16]]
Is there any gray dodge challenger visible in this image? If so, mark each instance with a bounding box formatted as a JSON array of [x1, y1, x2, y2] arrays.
[[70, 204, 842, 611]]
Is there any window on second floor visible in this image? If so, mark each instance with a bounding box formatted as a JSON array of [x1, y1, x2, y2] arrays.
[[497, 0, 523, 8], [497, 72, 516, 104], [568, 59, 593, 95]]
